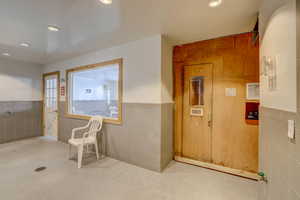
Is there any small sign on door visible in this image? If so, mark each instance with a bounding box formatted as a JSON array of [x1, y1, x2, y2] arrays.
[[190, 108, 204, 117], [61, 86, 65, 96]]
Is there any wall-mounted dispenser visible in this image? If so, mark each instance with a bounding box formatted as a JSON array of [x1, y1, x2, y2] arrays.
[[245, 102, 259, 125]]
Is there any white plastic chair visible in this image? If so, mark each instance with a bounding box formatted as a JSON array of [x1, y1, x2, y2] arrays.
[[68, 116, 103, 168]]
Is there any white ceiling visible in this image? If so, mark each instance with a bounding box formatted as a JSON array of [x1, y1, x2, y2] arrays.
[[0, 0, 261, 64]]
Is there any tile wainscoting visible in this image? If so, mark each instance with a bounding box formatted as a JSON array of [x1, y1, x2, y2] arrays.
[[259, 107, 300, 200], [58, 102, 174, 172], [0, 101, 42, 144]]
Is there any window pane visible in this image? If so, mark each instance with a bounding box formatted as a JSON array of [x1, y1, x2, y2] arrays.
[[45, 76, 58, 111], [46, 98, 50, 108], [46, 80, 50, 89], [69, 64, 119, 119], [53, 79, 57, 89], [49, 79, 53, 89], [190, 76, 204, 106]]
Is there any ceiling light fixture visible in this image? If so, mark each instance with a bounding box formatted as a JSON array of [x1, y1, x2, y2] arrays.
[[48, 25, 60, 32], [99, 0, 112, 5], [20, 42, 30, 47], [2, 52, 11, 57], [209, 0, 222, 7]]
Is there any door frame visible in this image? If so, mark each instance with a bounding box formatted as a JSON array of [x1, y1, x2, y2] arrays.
[[42, 71, 60, 139]]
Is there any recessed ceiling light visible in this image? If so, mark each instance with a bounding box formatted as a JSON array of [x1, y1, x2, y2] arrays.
[[20, 42, 30, 47], [48, 25, 60, 32], [209, 0, 222, 7], [99, 0, 112, 5], [2, 52, 11, 57]]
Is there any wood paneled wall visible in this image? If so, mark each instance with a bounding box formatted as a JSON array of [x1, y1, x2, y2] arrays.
[[173, 33, 259, 173]]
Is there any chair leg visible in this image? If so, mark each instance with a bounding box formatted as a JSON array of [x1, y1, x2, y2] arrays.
[[95, 141, 99, 160], [86, 144, 90, 153], [78, 145, 84, 168], [99, 133, 104, 159], [69, 144, 72, 159]]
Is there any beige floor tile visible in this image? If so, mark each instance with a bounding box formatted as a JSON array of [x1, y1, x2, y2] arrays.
[[0, 137, 258, 200]]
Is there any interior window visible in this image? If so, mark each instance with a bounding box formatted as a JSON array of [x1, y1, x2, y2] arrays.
[[67, 59, 122, 123], [190, 76, 204, 106]]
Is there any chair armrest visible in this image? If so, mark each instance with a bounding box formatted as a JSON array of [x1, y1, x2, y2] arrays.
[[71, 125, 89, 139]]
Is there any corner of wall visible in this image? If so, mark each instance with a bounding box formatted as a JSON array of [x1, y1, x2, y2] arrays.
[[296, 0, 300, 112], [160, 36, 174, 171]]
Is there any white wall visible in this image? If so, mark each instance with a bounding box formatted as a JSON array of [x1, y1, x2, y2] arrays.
[[0, 58, 43, 101], [260, 0, 297, 112], [44, 35, 163, 104], [259, 0, 291, 37]]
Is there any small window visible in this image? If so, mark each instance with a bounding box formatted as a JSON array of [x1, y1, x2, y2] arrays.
[[190, 76, 204, 106], [45, 76, 58, 111], [66, 59, 122, 124]]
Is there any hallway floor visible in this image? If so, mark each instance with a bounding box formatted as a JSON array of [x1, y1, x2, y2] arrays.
[[0, 137, 258, 200]]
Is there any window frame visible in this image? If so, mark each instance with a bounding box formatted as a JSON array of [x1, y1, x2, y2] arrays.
[[65, 58, 123, 124]]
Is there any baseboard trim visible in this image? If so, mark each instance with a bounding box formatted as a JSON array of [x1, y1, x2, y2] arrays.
[[174, 156, 260, 181]]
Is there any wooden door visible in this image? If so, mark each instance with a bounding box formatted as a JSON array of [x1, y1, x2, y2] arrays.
[[182, 64, 213, 162]]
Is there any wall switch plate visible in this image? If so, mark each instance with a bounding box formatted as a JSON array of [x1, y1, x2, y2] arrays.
[[288, 120, 295, 139]]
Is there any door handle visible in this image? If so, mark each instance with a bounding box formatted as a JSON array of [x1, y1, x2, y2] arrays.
[[208, 112, 212, 127], [208, 120, 212, 127]]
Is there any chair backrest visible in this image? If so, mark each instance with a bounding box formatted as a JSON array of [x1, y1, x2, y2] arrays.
[[87, 116, 103, 138]]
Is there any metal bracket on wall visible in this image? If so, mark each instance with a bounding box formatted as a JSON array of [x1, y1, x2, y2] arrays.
[[258, 172, 268, 183]]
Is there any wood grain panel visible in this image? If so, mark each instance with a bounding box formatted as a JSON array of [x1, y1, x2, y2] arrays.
[[182, 64, 213, 162], [173, 32, 259, 173]]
